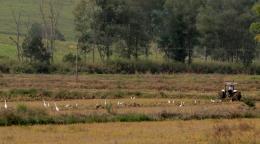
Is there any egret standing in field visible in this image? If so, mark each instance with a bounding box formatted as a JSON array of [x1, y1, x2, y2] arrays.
[[211, 99, 215, 103], [65, 104, 70, 108], [54, 103, 60, 112], [179, 101, 184, 107], [117, 101, 124, 106], [43, 100, 47, 108], [4, 100, 7, 109]]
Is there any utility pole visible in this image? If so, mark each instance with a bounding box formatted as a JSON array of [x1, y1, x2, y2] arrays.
[[76, 41, 79, 82]]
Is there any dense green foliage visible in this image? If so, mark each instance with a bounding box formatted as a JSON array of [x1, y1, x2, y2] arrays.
[[0, 0, 260, 73], [159, 0, 202, 63], [73, 0, 260, 66], [0, 59, 260, 74], [22, 23, 51, 64], [197, 0, 256, 66]]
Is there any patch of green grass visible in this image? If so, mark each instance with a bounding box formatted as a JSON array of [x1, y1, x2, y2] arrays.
[[0, 43, 17, 61], [0, 0, 80, 40]]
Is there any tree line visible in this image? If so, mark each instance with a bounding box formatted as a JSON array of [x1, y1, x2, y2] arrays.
[[15, 0, 260, 66], [73, 0, 260, 66]]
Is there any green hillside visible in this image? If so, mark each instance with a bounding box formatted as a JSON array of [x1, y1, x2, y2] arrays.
[[0, 0, 82, 62], [0, 0, 80, 40]]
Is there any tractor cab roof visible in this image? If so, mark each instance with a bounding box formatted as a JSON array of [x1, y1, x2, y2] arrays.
[[225, 82, 238, 86]]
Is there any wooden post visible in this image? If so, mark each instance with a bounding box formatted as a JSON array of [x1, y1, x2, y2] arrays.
[[76, 41, 79, 82]]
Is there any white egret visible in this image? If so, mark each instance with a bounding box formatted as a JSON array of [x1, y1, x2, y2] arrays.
[[43, 100, 47, 108], [4, 100, 7, 109], [54, 103, 59, 112], [117, 101, 124, 106], [179, 101, 184, 107]]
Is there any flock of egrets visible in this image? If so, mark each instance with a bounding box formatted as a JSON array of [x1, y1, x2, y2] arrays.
[[1, 97, 222, 112]]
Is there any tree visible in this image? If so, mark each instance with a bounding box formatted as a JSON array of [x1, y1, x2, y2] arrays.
[[250, 3, 260, 58], [158, 0, 202, 63], [74, 0, 101, 62], [117, 1, 151, 59], [197, 0, 256, 65], [39, 0, 63, 63], [74, 0, 158, 61], [9, 7, 23, 62], [22, 23, 51, 64]]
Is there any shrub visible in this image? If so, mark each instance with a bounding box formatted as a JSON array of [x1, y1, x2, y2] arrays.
[[63, 53, 81, 65], [41, 90, 53, 97], [0, 62, 10, 73], [16, 104, 28, 113], [11, 62, 56, 74], [105, 103, 115, 114], [115, 114, 152, 122], [9, 88, 38, 98], [1, 58, 260, 74], [242, 97, 256, 108]]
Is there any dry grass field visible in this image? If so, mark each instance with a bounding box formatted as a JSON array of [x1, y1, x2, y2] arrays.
[[1, 98, 259, 116], [0, 119, 258, 144], [0, 74, 259, 100], [0, 74, 259, 143]]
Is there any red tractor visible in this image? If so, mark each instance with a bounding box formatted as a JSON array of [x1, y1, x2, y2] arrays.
[[219, 82, 242, 101]]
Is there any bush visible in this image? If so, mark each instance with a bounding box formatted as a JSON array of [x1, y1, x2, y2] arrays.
[[16, 104, 28, 113], [11, 62, 56, 74], [106, 59, 260, 74], [0, 62, 10, 73], [1, 58, 260, 74], [9, 88, 38, 98], [242, 97, 256, 108], [63, 53, 81, 65], [115, 114, 152, 122]]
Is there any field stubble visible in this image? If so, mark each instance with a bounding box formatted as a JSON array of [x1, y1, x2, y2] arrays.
[[0, 119, 258, 144], [0, 74, 259, 101]]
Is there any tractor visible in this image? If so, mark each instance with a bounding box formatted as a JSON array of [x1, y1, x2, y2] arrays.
[[219, 82, 242, 101]]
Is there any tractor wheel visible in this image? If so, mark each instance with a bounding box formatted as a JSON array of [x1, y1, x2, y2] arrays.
[[232, 92, 242, 101], [218, 92, 226, 99]]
